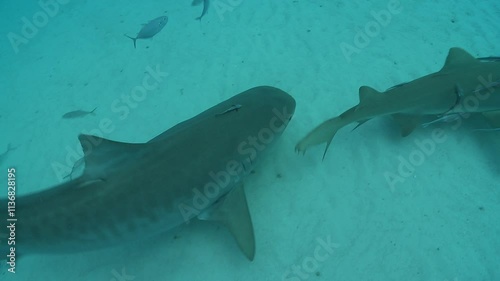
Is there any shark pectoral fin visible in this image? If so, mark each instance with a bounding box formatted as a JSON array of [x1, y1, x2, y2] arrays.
[[78, 134, 143, 180], [482, 111, 500, 128], [198, 183, 255, 260], [392, 114, 421, 137]]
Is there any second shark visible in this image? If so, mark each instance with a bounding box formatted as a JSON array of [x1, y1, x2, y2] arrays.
[[296, 48, 500, 159]]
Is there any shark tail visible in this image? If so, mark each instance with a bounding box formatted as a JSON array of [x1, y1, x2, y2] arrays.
[[297, 86, 383, 159], [124, 34, 137, 48], [296, 116, 346, 160]]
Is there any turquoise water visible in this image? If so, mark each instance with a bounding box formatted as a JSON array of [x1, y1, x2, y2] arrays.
[[0, 0, 499, 280]]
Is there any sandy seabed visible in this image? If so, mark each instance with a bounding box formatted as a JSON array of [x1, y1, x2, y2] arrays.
[[0, 0, 499, 280]]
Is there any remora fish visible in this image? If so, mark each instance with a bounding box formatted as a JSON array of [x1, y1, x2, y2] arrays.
[[0, 86, 295, 261], [62, 107, 97, 119], [125, 15, 168, 48], [216, 104, 242, 116], [296, 48, 500, 159], [192, 0, 209, 21], [421, 113, 465, 128]]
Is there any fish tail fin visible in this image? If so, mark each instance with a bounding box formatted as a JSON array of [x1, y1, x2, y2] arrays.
[[90, 107, 97, 115], [124, 34, 137, 48], [296, 116, 346, 160]]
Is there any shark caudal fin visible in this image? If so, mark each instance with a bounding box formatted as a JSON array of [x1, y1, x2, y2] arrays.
[[296, 86, 382, 159], [296, 117, 344, 160]]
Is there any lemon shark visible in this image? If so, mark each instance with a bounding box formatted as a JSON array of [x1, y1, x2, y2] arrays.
[[296, 48, 500, 159], [0, 86, 295, 262]]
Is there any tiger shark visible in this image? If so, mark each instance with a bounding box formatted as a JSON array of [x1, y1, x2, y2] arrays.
[[0, 86, 295, 262], [296, 48, 500, 159]]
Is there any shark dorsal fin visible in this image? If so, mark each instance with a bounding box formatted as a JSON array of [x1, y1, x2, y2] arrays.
[[441, 48, 477, 71], [78, 134, 143, 181], [198, 183, 255, 261], [354, 87, 382, 123], [358, 86, 382, 104]]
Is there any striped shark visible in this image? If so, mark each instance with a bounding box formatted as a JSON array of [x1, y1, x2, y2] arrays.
[[0, 86, 295, 261], [296, 48, 500, 159]]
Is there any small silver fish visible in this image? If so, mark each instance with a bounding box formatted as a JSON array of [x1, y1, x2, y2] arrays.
[[216, 104, 242, 116], [62, 107, 97, 119], [125, 15, 168, 48]]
